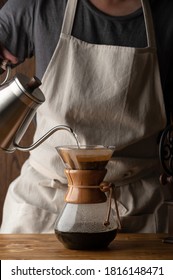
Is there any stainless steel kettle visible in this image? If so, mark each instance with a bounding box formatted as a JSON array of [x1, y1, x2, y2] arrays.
[[0, 63, 75, 153]]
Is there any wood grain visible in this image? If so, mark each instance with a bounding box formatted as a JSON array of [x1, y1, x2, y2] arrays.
[[0, 233, 172, 260]]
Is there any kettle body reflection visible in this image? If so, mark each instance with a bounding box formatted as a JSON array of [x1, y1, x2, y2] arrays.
[[55, 146, 121, 250], [0, 65, 77, 152], [0, 72, 44, 152]]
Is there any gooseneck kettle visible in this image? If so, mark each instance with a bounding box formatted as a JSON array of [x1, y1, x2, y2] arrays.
[[0, 60, 76, 153]]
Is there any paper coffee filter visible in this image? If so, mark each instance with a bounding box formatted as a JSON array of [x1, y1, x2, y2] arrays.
[[56, 145, 115, 170]]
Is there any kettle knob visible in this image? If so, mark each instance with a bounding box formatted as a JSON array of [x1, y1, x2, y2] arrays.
[[14, 73, 45, 103], [25, 76, 42, 93]]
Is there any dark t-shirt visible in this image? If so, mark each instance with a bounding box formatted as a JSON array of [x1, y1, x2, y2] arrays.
[[0, 0, 173, 116]]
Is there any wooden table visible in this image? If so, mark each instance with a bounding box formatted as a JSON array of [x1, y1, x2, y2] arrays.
[[0, 233, 173, 260]]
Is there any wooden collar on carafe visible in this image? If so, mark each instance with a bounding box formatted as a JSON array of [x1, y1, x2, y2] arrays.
[[65, 169, 107, 204]]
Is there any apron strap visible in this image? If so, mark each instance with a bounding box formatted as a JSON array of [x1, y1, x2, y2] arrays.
[[61, 0, 78, 35], [62, 0, 156, 49], [141, 0, 156, 48]]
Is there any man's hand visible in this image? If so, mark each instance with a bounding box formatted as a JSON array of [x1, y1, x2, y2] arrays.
[[0, 43, 18, 73]]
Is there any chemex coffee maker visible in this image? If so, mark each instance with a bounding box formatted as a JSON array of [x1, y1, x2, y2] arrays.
[[54, 145, 121, 250]]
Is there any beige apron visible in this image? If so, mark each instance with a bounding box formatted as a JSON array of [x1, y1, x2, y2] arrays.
[[1, 0, 172, 233]]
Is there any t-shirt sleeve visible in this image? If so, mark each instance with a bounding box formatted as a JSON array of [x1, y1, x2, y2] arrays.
[[0, 0, 35, 61]]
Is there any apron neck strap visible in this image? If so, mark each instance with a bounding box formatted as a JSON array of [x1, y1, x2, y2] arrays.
[[61, 0, 78, 35], [61, 0, 156, 48], [141, 0, 156, 48]]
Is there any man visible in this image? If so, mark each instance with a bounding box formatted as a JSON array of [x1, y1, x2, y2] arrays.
[[0, 0, 173, 233]]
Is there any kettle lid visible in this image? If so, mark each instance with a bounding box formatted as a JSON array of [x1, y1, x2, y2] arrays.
[[14, 73, 45, 103]]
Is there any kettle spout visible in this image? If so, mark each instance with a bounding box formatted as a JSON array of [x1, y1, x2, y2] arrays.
[[13, 125, 79, 152]]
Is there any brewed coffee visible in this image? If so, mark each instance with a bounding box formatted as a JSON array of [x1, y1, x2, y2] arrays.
[[55, 229, 117, 250]]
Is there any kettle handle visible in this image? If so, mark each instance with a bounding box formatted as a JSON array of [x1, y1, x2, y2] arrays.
[[0, 61, 11, 86]]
